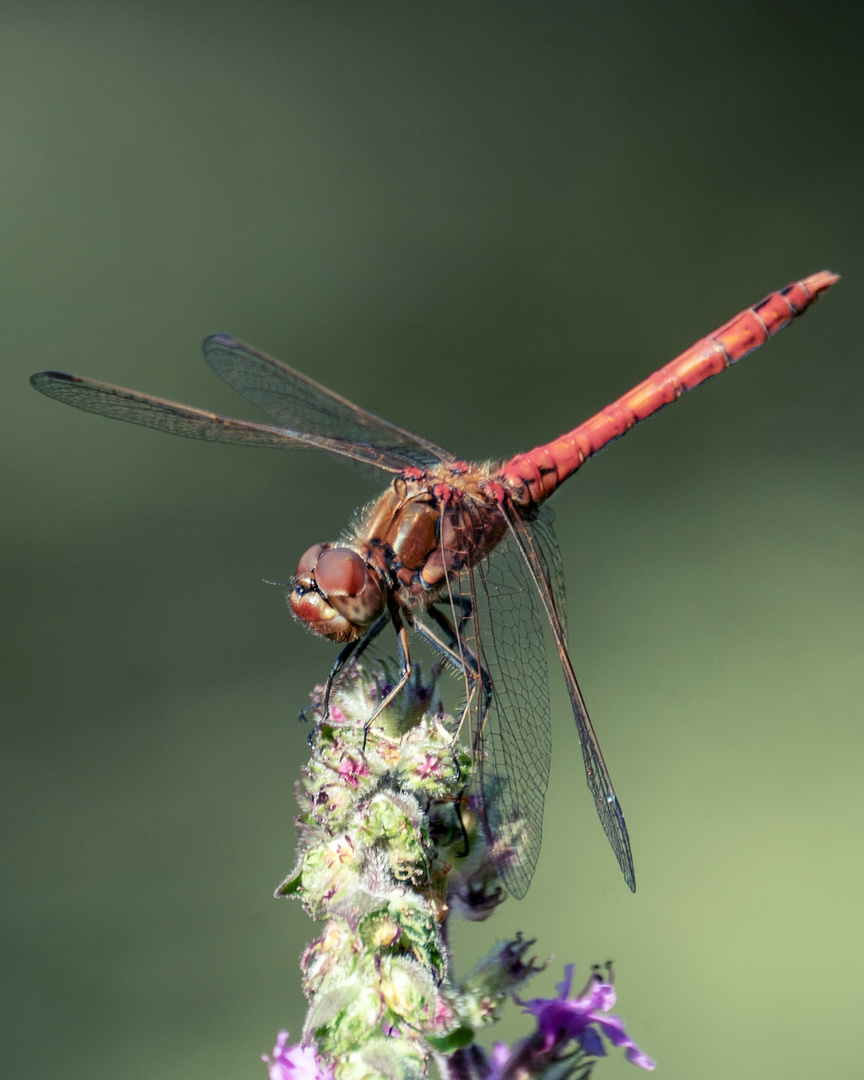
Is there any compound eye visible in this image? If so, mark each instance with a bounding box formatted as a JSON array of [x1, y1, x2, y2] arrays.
[[315, 547, 368, 597], [295, 542, 329, 580]]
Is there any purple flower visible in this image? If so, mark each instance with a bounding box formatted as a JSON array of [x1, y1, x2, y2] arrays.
[[520, 965, 655, 1071], [336, 756, 370, 788], [262, 1032, 330, 1080], [486, 1041, 513, 1080]]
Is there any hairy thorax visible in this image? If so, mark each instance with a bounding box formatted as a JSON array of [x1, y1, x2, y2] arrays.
[[353, 461, 509, 610]]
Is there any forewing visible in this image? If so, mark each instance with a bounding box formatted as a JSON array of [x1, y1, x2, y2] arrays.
[[202, 335, 454, 470], [451, 525, 552, 900], [505, 505, 636, 892], [29, 371, 425, 472]]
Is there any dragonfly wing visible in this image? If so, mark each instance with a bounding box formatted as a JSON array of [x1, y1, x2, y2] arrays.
[[524, 504, 569, 644], [29, 371, 424, 472], [504, 504, 636, 892], [202, 335, 454, 470], [448, 523, 552, 899]]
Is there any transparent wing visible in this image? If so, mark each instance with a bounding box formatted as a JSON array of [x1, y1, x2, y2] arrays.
[[202, 335, 453, 470], [447, 523, 553, 900], [524, 504, 568, 644], [29, 369, 440, 474], [505, 504, 636, 892]]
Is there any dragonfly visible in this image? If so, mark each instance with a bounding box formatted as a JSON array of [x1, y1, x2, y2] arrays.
[[30, 270, 837, 897]]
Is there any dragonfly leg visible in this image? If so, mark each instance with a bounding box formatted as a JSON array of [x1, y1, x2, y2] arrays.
[[300, 613, 388, 724], [361, 610, 413, 746], [412, 615, 465, 670], [422, 605, 493, 751], [446, 594, 474, 635]]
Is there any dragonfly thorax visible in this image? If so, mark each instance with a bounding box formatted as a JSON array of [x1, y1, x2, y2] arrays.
[[289, 542, 386, 642], [359, 468, 510, 600]]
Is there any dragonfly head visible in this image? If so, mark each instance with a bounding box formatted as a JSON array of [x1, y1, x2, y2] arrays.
[[289, 542, 386, 642]]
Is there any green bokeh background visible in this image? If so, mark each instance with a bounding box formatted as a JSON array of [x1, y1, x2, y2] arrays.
[[4, 3, 862, 1078]]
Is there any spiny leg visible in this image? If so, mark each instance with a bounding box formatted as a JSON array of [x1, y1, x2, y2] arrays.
[[410, 616, 480, 788], [422, 604, 493, 750], [300, 613, 388, 724], [362, 607, 413, 746]]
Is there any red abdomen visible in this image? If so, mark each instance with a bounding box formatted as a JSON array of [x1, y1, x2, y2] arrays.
[[499, 270, 838, 506]]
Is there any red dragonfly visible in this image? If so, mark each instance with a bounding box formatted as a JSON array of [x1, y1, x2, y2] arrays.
[[31, 270, 837, 896]]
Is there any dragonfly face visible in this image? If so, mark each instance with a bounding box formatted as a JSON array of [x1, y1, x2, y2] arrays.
[[290, 542, 387, 642], [290, 468, 510, 648]]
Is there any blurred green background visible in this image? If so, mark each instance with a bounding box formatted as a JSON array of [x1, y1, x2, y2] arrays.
[[3, 2, 862, 1078]]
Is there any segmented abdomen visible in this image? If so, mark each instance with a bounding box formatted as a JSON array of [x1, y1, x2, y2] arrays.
[[499, 270, 838, 506]]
